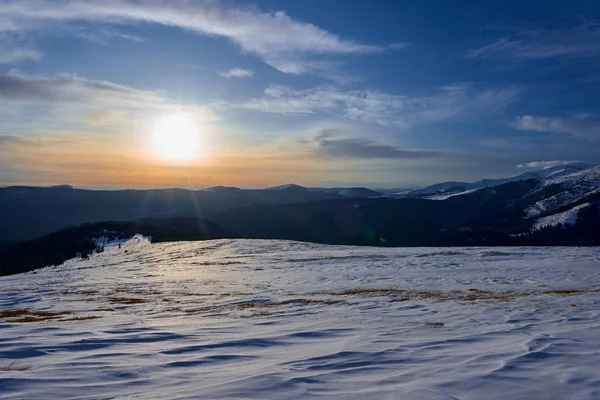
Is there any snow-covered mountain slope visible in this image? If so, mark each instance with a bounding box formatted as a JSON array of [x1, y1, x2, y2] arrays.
[[2, 237, 600, 399], [392, 164, 592, 199], [532, 203, 590, 230], [526, 164, 600, 218]]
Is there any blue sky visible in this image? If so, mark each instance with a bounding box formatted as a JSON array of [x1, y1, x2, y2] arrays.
[[0, 0, 599, 189]]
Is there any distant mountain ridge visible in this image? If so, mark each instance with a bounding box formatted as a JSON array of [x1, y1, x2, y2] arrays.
[[391, 163, 593, 199], [2, 163, 600, 264], [0, 183, 380, 244]]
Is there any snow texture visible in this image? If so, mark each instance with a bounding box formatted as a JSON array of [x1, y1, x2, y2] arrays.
[[532, 203, 591, 230], [526, 165, 600, 217], [1, 237, 600, 399]]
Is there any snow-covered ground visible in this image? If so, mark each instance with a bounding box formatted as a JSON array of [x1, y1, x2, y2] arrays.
[[1, 237, 600, 399]]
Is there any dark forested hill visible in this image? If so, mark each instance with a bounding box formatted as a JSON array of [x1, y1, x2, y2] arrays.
[[214, 179, 600, 247], [0, 185, 379, 244]]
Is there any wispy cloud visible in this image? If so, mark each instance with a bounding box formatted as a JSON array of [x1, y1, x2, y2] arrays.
[[0, 0, 397, 74], [220, 68, 253, 78], [515, 114, 600, 139], [76, 27, 144, 44], [313, 129, 444, 159], [467, 22, 600, 60], [0, 70, 159, 105], [228, 83, 519, 127], [0, 71, 220, 127], [0, 47, 42, 63], [516, 160, 590, 169], [0, 134, 28, 147]]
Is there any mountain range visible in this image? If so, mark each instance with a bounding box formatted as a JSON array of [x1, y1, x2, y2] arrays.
[[2, 163, 600, 275]]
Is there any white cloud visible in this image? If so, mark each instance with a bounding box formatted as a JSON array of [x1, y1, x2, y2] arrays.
[[0, 47, 42, 63], [0, 70, 160, 105], [0, 0, 397, 74], [227, 83, 519, 127], [0, 71, 220, 124], [467, 22, 600, 60], [517, 160, 590, 169], [76, 27, 144, 44], [515, 115, 600, 139], [220, 68, 253, 78]]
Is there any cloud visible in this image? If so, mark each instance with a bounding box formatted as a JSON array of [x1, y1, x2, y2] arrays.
[[220, 68, 253, 78], [515, 115, 600, 139], [79, 109, 124, 125], [160, 104, 220, 123], [467, 22, 600, 60], [0, 71, 220, 127], [516, 160, 590, 169], [0, 47, 42, 63], [76, 27, 145, 44], [229, 83, 519, 127], [313, 129, 444, 159], [0, 70, 159, 105], [0, 134, 27, 147], [0, 0, 397, 74]]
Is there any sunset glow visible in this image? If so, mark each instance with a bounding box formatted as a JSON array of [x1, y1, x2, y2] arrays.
[[0, 0, 597, 190]]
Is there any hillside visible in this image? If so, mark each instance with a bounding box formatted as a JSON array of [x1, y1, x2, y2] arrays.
[[1, 238, 600, 399], [0, 185, 379, 244], [0, 218, 236, 276]]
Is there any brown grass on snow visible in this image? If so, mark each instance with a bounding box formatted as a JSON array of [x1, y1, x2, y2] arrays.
[[107, 297, 146, 305], [315, 286, 600, 303], [0, 361, 29, 372]]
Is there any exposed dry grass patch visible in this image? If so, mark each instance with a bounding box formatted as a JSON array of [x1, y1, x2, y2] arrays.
[[113, 287, 162, 296], [235, 299, 341, 310], [249, 311, 279, 317], [174, 292, 212, 297], [107, 297, 146, 305], [0, 361, 29, 372], [59, 315, 102, 322], [309, 286, 600, 304], [391, 297, 411, 302], [425, 322, 445, 328], [241, 310, 285, 318], [7, 317, 49, 323], [466, 288, 491, 293], [0, 309, 71, 323], [543, 289, 588, 295], [183, 305, 225, 314], [320, 288, 403, 296], [77, 290, 100, 296], [182, 298, 341, 315], [296, 299, 341, 306], [416, 290, 448, 299]]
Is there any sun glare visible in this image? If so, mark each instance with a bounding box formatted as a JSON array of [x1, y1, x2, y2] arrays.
[[151, 114, 200, 161]]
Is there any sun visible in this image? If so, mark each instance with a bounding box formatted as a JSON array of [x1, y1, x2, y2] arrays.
[[151, 114, 201, 161]]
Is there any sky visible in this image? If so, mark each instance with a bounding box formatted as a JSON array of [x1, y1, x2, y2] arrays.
[[0, 0, 599, 189]]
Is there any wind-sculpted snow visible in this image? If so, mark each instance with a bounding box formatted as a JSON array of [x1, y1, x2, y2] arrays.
[[1, 237, 600, 399]]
